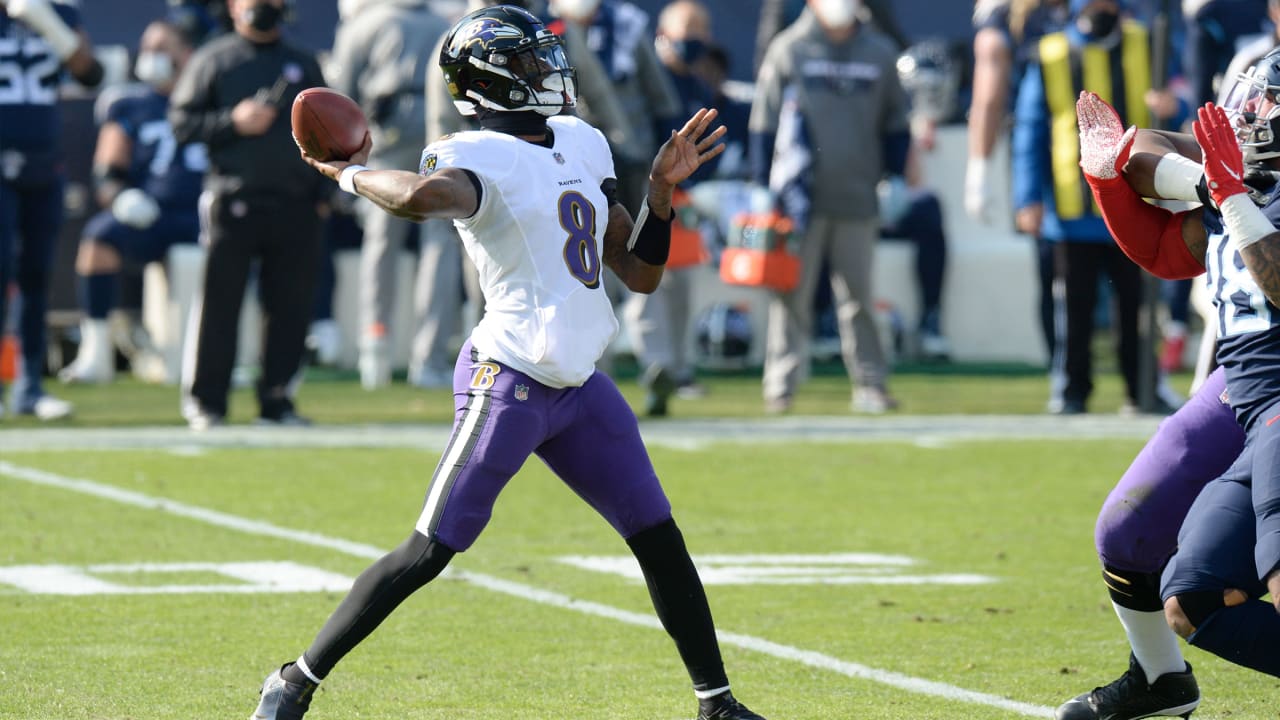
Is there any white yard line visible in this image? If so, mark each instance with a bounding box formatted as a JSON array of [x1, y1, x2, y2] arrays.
[[0, 414, 1163, 453], [0, 459, 1053, 717]]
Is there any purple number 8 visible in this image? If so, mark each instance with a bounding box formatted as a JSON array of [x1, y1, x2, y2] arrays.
[[559, 191, 601, 288]]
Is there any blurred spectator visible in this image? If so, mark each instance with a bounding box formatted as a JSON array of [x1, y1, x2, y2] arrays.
[[1183, 0, 1267, 105], [751, 0, 910, 414], [547, 0, 682, 215], [1221, 0, 1280, 89], [698, 44, 751, 180], [328, 0, 456, 389], [754, 0, 909, 74], [1012, 0, 1165, 414], [177, 0, 235, 34], [59, 19, 206, 386], [166, 0, 222, 46], [884, 39, 961, 361], [623, 0, 715, 416], [966, 0, 1068, 364], [170, 0, 327, 429], [0, 0, 104, 420]]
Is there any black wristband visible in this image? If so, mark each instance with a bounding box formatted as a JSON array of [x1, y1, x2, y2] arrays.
[[629, 203, 672, 266]]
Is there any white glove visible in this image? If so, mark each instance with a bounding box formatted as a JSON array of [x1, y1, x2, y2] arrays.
[[5, 0, 79, 60], [964, 155, 993, 223], [1076, 91, 1136, 181], [111, 188, 160, 230], [877, 175, 911, 228]]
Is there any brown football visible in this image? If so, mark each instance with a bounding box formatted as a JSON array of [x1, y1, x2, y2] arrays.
[[290, 87, 368, 161]]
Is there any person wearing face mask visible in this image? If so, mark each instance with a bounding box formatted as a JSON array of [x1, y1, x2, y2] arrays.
[[751, 0, 911, 414], [0, 0, 104, 420], [168, 0, 327, 429], [58, 19, 207, 385], [753, 0, 909, 75], [622, 0, 717, 416], [1011, 0, 1173, 416]]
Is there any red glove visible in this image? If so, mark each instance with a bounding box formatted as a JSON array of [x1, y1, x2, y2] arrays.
[[1193, 102, 1247, 206], [1076, 91, 1136, 181]]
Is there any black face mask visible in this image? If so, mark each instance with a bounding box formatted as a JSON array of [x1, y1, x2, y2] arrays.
[[246, 2, 284, 33], [476, 109, 550, 141], [1077, 9, 1119, 40], [668, 38, 707, 66]]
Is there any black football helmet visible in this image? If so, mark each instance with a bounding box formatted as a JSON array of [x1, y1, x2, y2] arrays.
[[439, 5, 577, 117], [1220, 46, 1280, 163]]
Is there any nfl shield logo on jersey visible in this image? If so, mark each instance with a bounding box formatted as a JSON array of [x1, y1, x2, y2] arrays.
[[514, 384, 529, 401], [553, 152, 565, 165]]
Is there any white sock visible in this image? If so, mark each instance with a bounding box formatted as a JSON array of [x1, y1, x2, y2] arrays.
[[694, 685, 730, 700], [1112, 602, 1185, 684], [78, 318, 112, 371]]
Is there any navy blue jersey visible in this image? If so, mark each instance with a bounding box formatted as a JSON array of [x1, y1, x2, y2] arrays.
[[100, 86, 207, 210], [0, 1, 79, 152], [1203, 186, 1280, 428]]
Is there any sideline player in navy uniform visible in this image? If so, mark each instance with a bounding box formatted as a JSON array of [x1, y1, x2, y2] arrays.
[[248, 6, 767, 720], [59, 19, 207, 385], [0, 0, 102, 419], [1073, 46, 1280, 689]]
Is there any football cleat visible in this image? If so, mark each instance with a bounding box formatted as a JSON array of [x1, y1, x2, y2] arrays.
[[250, 665, 317, 720], [1056, 655, 1199, 720], [16, 394, 73, 421], [256, 410, 313, 427], [852, 386, 899, 414], [696, 691, 767, 720]]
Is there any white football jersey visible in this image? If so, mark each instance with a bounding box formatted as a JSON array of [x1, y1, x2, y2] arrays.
[[420, 115, 618, 388]]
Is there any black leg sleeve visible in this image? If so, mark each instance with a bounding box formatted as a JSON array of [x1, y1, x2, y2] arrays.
[[626, 518, 728, 692], [299, 531, 456, 679]]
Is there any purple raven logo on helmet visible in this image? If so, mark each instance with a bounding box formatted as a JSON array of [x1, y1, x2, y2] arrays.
[[450, 18, 526, 54]]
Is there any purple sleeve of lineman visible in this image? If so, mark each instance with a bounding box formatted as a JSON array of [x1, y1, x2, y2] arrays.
[[1094, 367, 1245, 573]]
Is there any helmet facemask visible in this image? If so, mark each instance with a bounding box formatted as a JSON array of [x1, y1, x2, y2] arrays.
[[492, 42, 578, 116], [1220, 64, 1280, 163]]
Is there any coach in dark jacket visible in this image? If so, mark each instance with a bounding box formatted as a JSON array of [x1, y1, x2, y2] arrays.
[[169, 0, 327, 429]]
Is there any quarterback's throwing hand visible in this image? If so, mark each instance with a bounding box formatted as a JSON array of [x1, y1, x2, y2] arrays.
[[651, 107, 727, 189], [300, 131, 372, 183], [1076, 91, 1136, 180], [1193, 102, 1246, 206]]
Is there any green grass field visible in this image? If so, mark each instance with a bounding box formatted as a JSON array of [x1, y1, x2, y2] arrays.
[[3, 368, 1276, 719]]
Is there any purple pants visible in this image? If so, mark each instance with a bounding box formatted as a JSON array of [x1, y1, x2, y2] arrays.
[[415, 342, 673, 551], [1095, 367, 1245, 573]]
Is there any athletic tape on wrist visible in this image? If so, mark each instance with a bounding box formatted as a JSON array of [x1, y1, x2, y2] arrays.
[[1153, 153, 1204, 202], [338, 164, 368, 195], [1220, 193, 1276, 250]]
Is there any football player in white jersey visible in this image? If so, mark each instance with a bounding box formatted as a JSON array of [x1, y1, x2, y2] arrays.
[[249, 6, 768, 720]]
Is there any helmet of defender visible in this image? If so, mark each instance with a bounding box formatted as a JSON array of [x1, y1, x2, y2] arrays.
[[1220, 46, 1280, 163], [439, 5, 577, 117], [895, 39, 960, 123]]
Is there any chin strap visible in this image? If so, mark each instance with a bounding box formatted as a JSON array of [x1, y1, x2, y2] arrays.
[[476, 109, 550, 137]]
